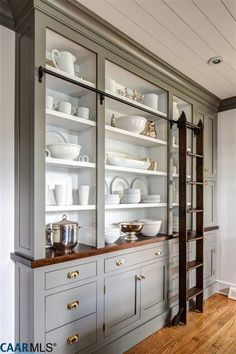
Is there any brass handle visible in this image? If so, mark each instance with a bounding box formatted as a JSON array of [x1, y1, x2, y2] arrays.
[[67, 270, 79, 279], [204, 237, 207, 243], [67, 333, 79, 345], [155, 249, 162, 256], [116, 259, 125, 266], [67, 300, 80, 311], [204, 181, 208, 186], [140, 275, 146, 280]]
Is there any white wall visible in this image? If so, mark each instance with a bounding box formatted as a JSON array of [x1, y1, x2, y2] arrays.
[[218, 108, 236, 288], [0, 25, 15, 341]]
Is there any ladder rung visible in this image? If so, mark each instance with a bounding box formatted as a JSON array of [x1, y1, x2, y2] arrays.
[[187, 208, 203, 213], [187, 152, 203, 159], [187, 122, 202, 131], [187, 260, 203, 271], [187, 234, 204, 242], [187, 287, 203, 300], [187, 181, 203, 185]]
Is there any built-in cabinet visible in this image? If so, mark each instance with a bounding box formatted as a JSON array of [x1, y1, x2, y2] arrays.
[[12, 1, 219, 353]]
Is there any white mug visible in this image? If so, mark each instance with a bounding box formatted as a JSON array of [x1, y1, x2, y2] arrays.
[[66, 184, 73, 206], [78, 185, 90, 205], [143, 94, 158, 110], [106, 78, 116, 92], [46, 96, 55, 110], [55, 184, 67, 206], [58, 101, 76, 115], [52, 50, 76, 75], [77, 107, 91, 119]]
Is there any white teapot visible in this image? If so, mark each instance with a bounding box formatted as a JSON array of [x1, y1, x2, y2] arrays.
[[52, 50, 76, 75]]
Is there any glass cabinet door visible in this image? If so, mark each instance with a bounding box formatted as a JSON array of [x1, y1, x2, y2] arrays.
[[104, 60, 168, 244], [44, 29, 97, 250]]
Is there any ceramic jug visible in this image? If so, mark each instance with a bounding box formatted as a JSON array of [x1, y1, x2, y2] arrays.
[[173, 102, 180, 121], [52, 50, 76, 75]]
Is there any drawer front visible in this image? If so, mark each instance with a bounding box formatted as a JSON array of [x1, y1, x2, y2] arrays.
[[45, 261, 97, 290], [46, 282, 96, 332], [105, 245, 168, 273], [46, 313, 96, 354], [204, 233, 216, 246]]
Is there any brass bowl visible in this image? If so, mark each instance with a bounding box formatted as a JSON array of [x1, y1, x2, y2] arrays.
[[120, 222, 144, 241]]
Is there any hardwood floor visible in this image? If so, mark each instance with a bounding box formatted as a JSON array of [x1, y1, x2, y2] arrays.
[[125, 294, 236, 354]]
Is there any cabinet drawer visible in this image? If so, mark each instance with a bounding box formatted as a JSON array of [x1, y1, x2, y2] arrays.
[[46, 281, 96, 332], [104, 245, 168, 273], [45, 313, 96, 354], [204, 233, 216, 246], [45, 261, 97, 290]]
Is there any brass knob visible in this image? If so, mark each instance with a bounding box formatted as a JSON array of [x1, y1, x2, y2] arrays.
[[155, 249, 162, 256], [67, 270, 79, 279], [67, 333, 79, 345], [204, 237, 207, 243], [67, 300, 80, 311], [204, 181, 208, 186], [116, 259, 125, 266]]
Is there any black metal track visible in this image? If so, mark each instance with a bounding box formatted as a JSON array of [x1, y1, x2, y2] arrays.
[[38, 66, 177, 124]]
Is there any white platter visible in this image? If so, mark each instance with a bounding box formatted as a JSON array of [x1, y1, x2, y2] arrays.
[[46, 130, 67, 145], [110, 176, 129, 197], [131, 178, 148, 197], [107, 156, 150, 170]]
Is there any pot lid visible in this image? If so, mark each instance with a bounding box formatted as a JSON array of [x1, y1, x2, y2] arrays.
[[46, 214, 79, 228]]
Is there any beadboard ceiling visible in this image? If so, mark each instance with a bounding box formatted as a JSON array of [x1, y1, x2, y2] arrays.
[[76, 0, 236, 100]]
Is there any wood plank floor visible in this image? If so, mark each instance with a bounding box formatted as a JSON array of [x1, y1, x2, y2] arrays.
[[125, 294, 236, 354]]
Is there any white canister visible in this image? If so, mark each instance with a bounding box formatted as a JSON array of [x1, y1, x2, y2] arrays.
[[58, 101, 76, 115], [77, 107, 91, 119], [46, 96, 55, 110], [78, 185, 90, 205], [143, 94, 158, 110], [106, 78, 117, 92], [55, 184, 67, 206]]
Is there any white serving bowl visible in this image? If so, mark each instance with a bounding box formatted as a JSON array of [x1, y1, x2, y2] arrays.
[[107, 156, 150, 170], [105, 233, 121, 244], [105, 194, 120, 204], [123, 194, 141, 204], [46, 143, 81, 160], [116, 116, 147, 134], [138, 219, 162, 237]]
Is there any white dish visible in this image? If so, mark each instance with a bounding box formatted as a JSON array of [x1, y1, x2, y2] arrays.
[[123, 194, 141, 204], [105, 233, 121, 244], [116, 116, 147, 134], [46, 143, 81, 160], [142, 194, 161, 203], [105, 194, 120, 204], [107, 156, 150, 170], [138, 219, 162, 236], [110, 176, 129, 198], [123, 188, 141, 194], [131, 178, 148, 197], [46, 131, 67, 145]]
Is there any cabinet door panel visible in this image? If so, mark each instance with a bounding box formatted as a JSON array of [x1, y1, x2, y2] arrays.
[[141, 260, 168, 317], [204, 243, 216, 288], [204, 180, 215, 227], [104, 269, 140, 336]]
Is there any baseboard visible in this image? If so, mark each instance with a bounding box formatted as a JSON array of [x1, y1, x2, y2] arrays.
[[217, 280, 236, 290], [204, 282, 218, 300]]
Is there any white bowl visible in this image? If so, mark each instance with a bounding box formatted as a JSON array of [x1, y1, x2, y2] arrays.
[[123, 188, 141, 194], [138, 219, 162, 237], [105, 232, 121, 244], [116, 116, 147, 134], [47, 143, 81, 160], [105, 194, 120, 204], [123, 194, 141, 204]]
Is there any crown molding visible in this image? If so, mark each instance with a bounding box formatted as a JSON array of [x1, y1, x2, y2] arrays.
[[218, 96, 236, 112]]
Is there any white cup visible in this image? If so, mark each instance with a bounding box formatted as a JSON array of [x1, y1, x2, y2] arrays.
[[77, 107, 91, 119], [58, 101, 76, 115], [78, 185, 90, 205], [143, 94, 158, 110], [173, 166, 177, 174], [66, 184, 73, 206], [55, 184, 67, 206], [46, 96, 55, 110], [106, 78, 116, 92]]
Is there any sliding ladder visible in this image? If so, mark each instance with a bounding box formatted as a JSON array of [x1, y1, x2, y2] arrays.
[[172, 112, 204, 325]]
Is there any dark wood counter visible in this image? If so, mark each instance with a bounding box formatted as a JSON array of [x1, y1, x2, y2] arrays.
[[11, 226, 219, 269]]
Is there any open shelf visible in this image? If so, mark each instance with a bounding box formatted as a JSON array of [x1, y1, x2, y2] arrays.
[[187, 260, 203, 271], [105, 165, 167, 176], [46, 109, 96, 131], [105, 125, 167, 148], [105, 203, 167, 209], [46, 157, 96, 169], [46, 205, 96, 212]]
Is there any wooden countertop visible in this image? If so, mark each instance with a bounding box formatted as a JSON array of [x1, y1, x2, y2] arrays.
[[11, 226, 219, 269]]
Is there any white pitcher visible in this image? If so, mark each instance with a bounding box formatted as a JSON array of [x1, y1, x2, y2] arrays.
[[52, 50, 76, 75]]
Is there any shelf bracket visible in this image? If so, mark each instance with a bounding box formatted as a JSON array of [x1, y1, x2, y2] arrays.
[[38, 66, 44, 83], [170, 120, 178, 129], [100, 93, 105, 105]]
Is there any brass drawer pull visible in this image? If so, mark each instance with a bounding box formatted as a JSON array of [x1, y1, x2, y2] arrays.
[[67, 270, 79, 279], [67, 300, 80, 311], [67, 333, 79, 345], [204, 238, 207, 243], [155, 249, 162, 256], [116, 259, 125, 266]]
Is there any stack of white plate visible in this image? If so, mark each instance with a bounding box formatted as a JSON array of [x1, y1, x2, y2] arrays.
[[142, 194, 161, 203], [105, 194, 120, 204], [105, 225, 121, 244], [123, 188, 141, 204]]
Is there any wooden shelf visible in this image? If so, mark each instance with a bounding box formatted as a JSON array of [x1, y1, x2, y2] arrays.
[[187, 181, 203, 185], [105, 125, 167, 148], [46, 109, 96, 131], [46, 157, 96, 169], [105, 89, 167, 118], [46, 205, 95, 212], [187, 260, 203, 271], [187, 208, 204, 213], [105, 165, 167, 176], [187, 152, 203, 159], [187, 287, 203, 300], [105, 203, 167, 210]]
